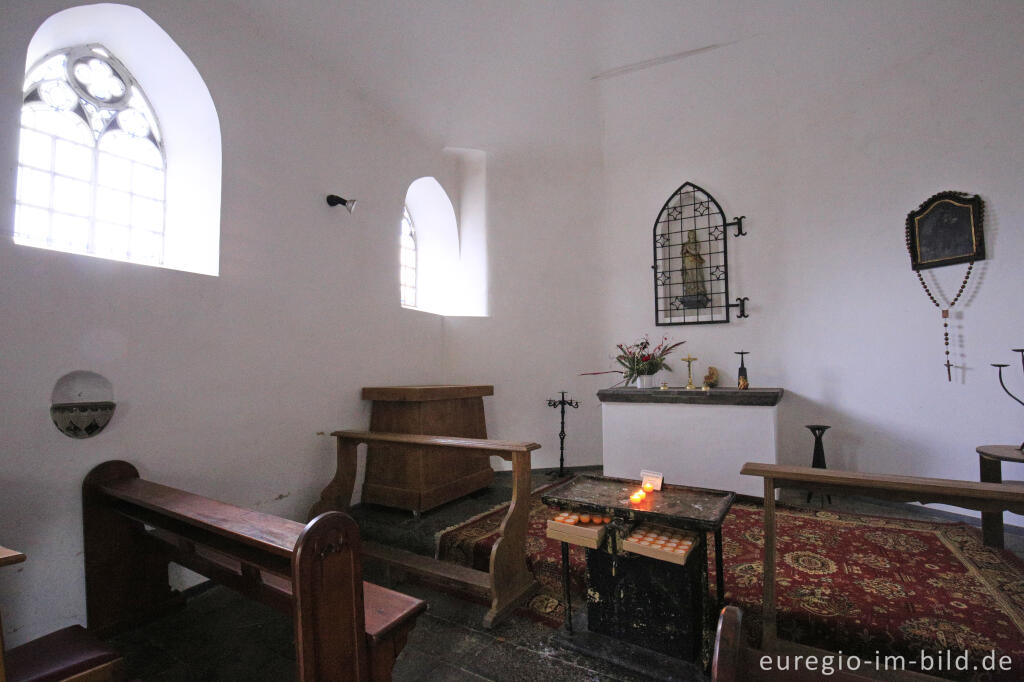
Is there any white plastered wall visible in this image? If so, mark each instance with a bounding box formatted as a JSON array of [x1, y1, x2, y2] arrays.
[[2, 0, 1023, 649], [0, 0, 449, 646], [595, 1, 1024, 523]]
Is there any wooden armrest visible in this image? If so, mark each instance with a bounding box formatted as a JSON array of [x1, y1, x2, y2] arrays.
[[362, 582, 427, 645], [332, 430, 540, 454], [5, 625, 122, 682]]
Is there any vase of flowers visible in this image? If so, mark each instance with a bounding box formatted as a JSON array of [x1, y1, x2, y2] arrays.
[[615, 335, 686, 387]]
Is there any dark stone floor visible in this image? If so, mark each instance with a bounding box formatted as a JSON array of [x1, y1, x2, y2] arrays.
[[348, 466, 599, 556], [110, 560, 655, 681], [108, 467, 1024, 680]]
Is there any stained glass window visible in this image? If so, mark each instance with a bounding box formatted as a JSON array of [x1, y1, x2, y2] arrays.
[[14, 44, 166, 266], [400, 205, 417, 307]]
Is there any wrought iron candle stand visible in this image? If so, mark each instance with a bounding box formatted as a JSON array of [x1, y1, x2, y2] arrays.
[[547, 391, 579, 477], [805, 425, 832, 505], [991, 348, 1024, 450]]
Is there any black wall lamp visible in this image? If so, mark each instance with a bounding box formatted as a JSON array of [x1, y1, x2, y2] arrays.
[[326, 194, 357, 213]]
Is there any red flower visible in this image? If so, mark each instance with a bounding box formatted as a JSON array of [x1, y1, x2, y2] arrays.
[[641, 354, 652, 362]]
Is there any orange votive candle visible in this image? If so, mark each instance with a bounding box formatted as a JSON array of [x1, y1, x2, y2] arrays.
[[630, 491, 644, 504], [642, 482, 654, 493]]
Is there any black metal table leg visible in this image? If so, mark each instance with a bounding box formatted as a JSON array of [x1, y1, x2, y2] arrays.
[[561, 541, 573, 633], [714, 529, 725, 609], [979, 455, 1005, 549]]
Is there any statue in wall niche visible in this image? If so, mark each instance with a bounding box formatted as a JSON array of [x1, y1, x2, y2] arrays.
[[680, 229, 709, 308]]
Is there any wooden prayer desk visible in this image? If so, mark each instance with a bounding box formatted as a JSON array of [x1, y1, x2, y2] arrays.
[[977, 444, 1024, 548], [361, 385, 495, 513], [542, 476, 734, 670]]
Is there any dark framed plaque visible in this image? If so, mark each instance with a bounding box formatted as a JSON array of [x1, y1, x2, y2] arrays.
[[906, 191, 985, 271]]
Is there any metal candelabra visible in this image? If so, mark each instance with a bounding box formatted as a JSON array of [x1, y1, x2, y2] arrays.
[[991, 348, 1024, 450], [546, 391, 579, 477]]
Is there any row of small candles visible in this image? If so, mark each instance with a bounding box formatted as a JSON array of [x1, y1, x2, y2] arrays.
[[552, 511, 612, 525], [626, 527, 694, 553], [629, 480, 656, 505]]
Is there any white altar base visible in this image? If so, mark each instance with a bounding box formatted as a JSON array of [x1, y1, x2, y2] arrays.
[[599, 390, 782, 498]]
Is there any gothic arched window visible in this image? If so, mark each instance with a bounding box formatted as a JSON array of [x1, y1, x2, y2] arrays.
[[15, 44, 167, 266]]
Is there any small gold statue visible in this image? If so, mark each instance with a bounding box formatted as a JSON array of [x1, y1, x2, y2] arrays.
[[738, 375, 749, 390], [703, 366, 719, 388]]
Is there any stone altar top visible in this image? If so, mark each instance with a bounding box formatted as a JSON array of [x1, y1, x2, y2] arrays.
[[596, 387, 783, 406]]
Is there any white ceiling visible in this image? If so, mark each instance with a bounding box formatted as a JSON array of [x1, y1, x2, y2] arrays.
[[221, 0, 800, 154]]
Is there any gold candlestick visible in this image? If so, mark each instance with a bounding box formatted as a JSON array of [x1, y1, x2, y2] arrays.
[[681, 354, 698, 389]]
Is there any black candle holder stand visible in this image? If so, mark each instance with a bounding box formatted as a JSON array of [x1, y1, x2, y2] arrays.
[[806, 424, 831, 505], [547, 391, 579, 477]]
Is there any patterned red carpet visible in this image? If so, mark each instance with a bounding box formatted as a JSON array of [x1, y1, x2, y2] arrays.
[[435, 483, 1024, 680]]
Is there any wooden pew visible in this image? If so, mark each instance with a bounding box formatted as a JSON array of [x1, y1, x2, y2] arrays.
[[711, 606, 940, 681], [740, 463, 1024, 647], [310, 431, 540, 628], [83, 460, 426, 681]]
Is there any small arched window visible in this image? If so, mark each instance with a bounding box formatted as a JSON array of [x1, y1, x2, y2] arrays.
[[400, 205, 417, 308], [15, 44, 167, 266]]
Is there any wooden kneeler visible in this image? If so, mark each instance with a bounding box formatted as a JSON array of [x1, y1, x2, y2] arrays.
[[83, 460, 426, 681], [3, 625, 124, 682], [311, 431, 541, 628]]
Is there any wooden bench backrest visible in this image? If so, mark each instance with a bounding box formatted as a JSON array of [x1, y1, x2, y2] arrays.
[[741, 462, 1024, 514], [83, 460, 370, 681]]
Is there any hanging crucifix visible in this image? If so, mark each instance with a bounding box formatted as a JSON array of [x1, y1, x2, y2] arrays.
[[546, 391, 579, 477], [905, 192, 986, 381]]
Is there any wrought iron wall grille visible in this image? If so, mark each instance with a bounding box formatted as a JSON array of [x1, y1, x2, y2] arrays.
[[652, 182, 747, 325]]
